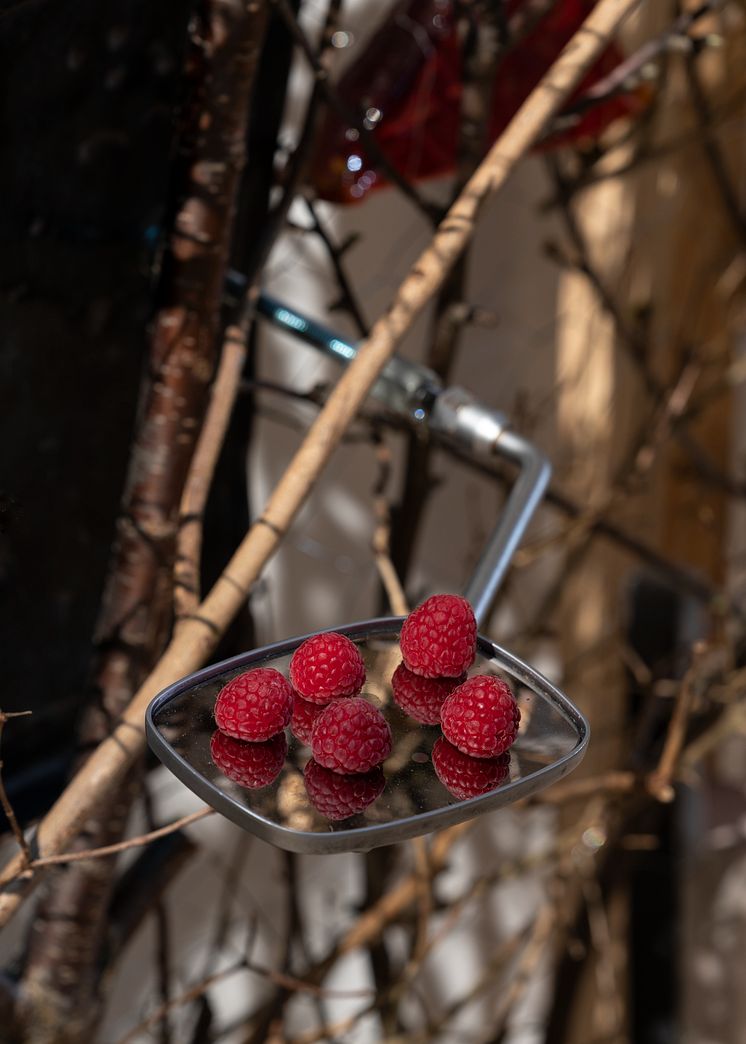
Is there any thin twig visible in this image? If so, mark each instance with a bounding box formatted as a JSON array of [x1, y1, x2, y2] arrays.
[[175, 325, 248, 620], [428, 928, 529, 1038], [247, 959, 374, 999], [117, 962, 246, 1044], [0, 710, 33, 866], [684, 43, 746, 250], [581, 872, 624, 1039], [142, 786, 174, 1044], [248, 0, 344, 281], [119, 949, 374, 1044], [481, 901, 558, 1042], [682, 693, 746, 768], [200, 833, 253, 979], [243, 822, 473, 1036], [558, 1, 725, 119], [647, 641, 708, 801], [303, 196, 369, 337], [28, 807, 213, 869], [410, 837, 432, 966], [534, 770, 636, 806], [544, 83, 746, 202], [285, 1004, 378, 1044], [519, 356, 700, 562], [549, 152, 746, 507], [372, 436, 409, 616], [547, 153, 656, 391]]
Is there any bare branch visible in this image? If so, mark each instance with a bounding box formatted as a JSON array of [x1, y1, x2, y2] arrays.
[[175, 325, 248, 620], [371, 436, 409, 616], [647, 641, 708, 802], [303, 196, 369, 336], [28, 807, 213, 869], [0, 710, 33, 868], [116, 962, 245, 1044], [684, 42, 746, 250]]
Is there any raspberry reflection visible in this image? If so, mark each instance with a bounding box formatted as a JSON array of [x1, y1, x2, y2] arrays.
[[210, 730, 286, 790], [290, 693, 324, 746], [304, 759, 385, 821], [391, 662, 463, 725], [432, 737, 510, 800]]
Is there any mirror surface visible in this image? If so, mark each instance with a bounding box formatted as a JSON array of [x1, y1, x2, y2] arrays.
[[147, 619, 588, 853]]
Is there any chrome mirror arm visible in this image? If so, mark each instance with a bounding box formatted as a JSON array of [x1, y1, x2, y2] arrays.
[[255, 290, 551, 626]]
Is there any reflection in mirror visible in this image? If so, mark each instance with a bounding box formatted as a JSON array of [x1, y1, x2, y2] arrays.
[[148, 620, 587, 852]]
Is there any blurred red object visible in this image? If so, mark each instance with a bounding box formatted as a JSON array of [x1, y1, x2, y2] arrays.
[[310, 0, 648, 204]]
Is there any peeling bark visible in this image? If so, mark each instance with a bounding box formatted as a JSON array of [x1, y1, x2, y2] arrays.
[[17, 3, 268, 1040], [87, 0, 267, 746]]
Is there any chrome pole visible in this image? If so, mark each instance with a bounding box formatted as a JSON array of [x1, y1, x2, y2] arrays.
[[256, 291, 551, 626]]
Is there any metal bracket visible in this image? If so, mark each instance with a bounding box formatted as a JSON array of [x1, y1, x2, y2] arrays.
[[256, 291, 551, 625]]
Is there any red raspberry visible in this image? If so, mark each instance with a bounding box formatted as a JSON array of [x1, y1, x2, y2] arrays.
[[210, 731, 286, 789], [432, 737, 510, 799], [214, 667, 293, 742], [400, 594, 477, 678], [440, 675, 520, 758], [289, 632, 366, 704], [303, 759, 384, 821], [391, 662, 464, 725], [311, 697, 392, 774], [290, 694, 325, 745]]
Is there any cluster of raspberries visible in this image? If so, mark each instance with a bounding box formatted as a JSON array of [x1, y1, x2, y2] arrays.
[[211, 630, 391, 819], [395, 593, 519, 799], [210, 593, 520, 816]]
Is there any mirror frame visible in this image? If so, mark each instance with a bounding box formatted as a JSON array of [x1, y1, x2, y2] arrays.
[[146, 618, 590, 853]]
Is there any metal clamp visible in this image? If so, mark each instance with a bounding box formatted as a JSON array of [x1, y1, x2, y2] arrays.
[[257, 293, 441, 420], [256, 292, 551, 625]]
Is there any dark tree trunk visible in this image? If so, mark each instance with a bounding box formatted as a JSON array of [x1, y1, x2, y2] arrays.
[[16, 3, 269, 1039], [0, 0, 193, 821]]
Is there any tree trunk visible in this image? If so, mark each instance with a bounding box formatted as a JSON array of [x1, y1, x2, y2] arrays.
[[18, 3, 268, 1040]]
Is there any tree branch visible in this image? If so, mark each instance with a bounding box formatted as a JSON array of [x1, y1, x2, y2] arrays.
[[0, 710, 33, 868], [175, 325, 248, 620]]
